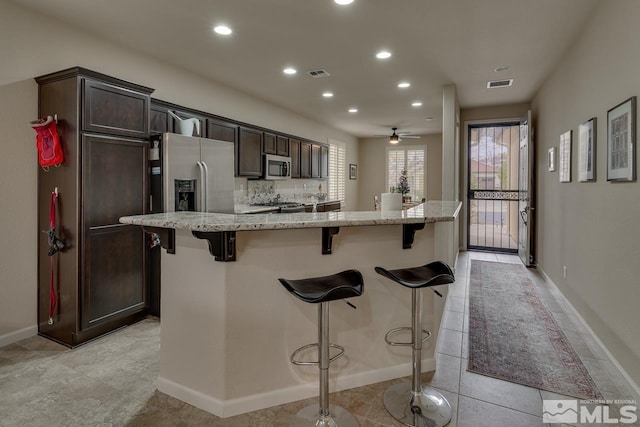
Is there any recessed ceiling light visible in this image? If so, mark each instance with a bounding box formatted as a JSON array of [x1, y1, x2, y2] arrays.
[[213, 25, 232, 35], [322, 92, 334, 98], [412, 101, 423, 107], [397, 82, 411, 88], [376, 51, 392, 59], [348, 108, 358, 113], [494, 65, 511, 72], [334, 0, 354, 5], [283, 67, 297, 75]]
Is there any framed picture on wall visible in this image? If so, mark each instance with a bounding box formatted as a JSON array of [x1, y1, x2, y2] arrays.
[[548, 147, 557, 172], [559, 130, 572, 182], [349, 164, 357, 180], [578, 118, 596, 182], [607, 96, 636, 181]]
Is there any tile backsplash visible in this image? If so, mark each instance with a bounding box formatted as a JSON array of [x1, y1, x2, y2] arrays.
[[235, 178, 328, 205]]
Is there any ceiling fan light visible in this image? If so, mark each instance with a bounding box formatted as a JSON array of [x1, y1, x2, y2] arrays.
[[389, 135, 400, 144]]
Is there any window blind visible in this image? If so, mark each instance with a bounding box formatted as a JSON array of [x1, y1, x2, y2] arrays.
[[329, 143, 346, 202]]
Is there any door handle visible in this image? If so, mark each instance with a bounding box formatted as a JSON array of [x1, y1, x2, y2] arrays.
[[520, 208, 528, 225], [201, 161, 209, 213], [196, 161, 206, 212]]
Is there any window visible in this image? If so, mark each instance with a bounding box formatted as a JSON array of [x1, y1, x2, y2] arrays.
[[328, 142, 346, 202], [387, 146, 425, 200]]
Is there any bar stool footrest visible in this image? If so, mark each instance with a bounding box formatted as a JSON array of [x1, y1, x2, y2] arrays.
[[290, 343, 345, 366], [384, 327, 432, 346]]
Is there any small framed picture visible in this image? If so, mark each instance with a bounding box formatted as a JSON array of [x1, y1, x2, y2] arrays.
[[548, 147, 557, 172], [559, 130, 572, 182], [578, 118, 596, 182], [607, 96, 636, 181], [349, 164, 357, 180]]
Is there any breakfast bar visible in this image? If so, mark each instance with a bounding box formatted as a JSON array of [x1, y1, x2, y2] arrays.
[[120, 201, 461, 418]]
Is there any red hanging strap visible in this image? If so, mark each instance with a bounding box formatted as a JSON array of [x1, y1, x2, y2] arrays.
[[47, 190, 63, 325]]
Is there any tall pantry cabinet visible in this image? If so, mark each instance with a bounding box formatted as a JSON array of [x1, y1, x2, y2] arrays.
[[36, 67, 153, 347]]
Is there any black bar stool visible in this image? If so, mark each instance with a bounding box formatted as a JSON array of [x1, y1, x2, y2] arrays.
[[375, 261, 455, 427], [278, 269, 364, 427]]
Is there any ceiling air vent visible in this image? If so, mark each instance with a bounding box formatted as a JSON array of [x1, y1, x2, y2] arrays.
[[307, 69, 331, 78], [487, 79, 513, 88]]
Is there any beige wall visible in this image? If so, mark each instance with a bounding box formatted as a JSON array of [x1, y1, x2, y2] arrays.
[[0, 0, 357, 342], [0, 79, 38, 342], [357, 135, 442, 211], [532, 0, 640, 386]]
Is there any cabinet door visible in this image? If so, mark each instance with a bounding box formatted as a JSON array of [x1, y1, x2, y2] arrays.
[[150, 105, 169, 134], [237, 127, 263, 177], [290, 138, 301, 178], [263, 132, 277, 154], [207, 118, 238, 143], [320, 145, 329, 178], [81, 134, 147, 330], [301, 141, 312, 178], [311, 144, 321, 178], [276, 135, 289, 156], [82, 79, 149, 138]]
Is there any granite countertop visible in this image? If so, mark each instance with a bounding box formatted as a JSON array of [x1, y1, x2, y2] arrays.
[[234, 204, 280, 214], [120, 201, 461, 232]]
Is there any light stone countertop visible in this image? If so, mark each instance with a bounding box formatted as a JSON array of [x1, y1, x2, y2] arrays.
[[120, 201, 461, 232]]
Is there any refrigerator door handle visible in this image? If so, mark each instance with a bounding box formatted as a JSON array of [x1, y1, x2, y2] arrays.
[[196, 161, 206, 212], [201, 160, 209, 213]]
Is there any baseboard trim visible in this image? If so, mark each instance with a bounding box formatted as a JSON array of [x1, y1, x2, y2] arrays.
[[0, 325, 37, 348], [537, 267, 640, 400], [158, 358, 435, 418]]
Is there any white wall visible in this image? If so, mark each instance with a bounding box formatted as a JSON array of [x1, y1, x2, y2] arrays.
[[0, 0, 358, 343], [532, 0, 640, 386], [357, 135, 442, 211]]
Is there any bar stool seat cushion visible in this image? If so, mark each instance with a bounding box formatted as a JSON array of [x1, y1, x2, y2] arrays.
[[278, 269, 364, 304], [375, 261, 454, 289]]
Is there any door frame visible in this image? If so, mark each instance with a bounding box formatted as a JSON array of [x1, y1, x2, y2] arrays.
[[462, 118, 523, 251]]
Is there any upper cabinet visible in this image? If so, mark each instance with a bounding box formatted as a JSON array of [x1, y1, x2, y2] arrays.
[[276, 135, 289, 157], [300, 141, 312, 178], [320, 145, 329, 179], [311, 144, 321, 178], [290, 138, 301, 178], [237, 127, 263, 177], [263, 132, 277, 154], [207, 118, 238, 143], [82, 79, 150, 139]]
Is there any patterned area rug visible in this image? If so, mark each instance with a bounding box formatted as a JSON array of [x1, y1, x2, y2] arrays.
[[468, 260, 603, 400]]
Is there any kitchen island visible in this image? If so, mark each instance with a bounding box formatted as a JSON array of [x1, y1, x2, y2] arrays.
[[120, 201, 461, 417]]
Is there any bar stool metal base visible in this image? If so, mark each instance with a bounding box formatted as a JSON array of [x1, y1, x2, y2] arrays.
[[383, 382, 451, 427], [289, 404, 360, 427]]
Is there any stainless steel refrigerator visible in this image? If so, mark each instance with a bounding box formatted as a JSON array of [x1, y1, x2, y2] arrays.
[[162, 133, 235, 213]]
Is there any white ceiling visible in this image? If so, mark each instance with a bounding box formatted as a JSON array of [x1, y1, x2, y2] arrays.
[[14, 0, 598, 138]]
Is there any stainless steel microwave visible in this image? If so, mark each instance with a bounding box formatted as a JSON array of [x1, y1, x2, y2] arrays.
[[264, 154, 291, 180]]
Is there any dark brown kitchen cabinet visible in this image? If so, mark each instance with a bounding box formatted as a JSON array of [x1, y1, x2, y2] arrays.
[[276, 135, 289, 156], [207, 118, 237, 143], [311, 144, 321, 178], [263, 132, 277, 154], [150, 105, 170, 134], [320, 145, 329, 178], [35, 67, 152, 347], [290, 138, 301, 178], [237, 127, 263, 177], [300, 141, 312, 178]]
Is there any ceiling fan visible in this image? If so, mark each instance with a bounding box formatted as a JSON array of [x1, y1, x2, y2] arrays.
[[376, 127, 421, 144]]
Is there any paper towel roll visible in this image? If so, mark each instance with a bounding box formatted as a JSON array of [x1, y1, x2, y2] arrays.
[[381, 193, 402, 211]]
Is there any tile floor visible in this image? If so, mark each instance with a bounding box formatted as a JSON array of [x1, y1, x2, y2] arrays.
[[1, 251, 637, 426]]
